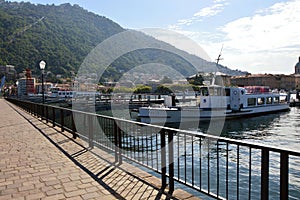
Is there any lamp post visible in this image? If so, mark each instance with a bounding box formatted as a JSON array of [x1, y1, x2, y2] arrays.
[[16, 81, 19, 98], [39, 60, 46, 104]]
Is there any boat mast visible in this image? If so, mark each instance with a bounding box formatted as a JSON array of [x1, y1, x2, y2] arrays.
[[212, 44, 224, 85]]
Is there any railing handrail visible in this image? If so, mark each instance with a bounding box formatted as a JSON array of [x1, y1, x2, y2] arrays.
[[19, 98, 300, 156], [6, 97, 300, 199]]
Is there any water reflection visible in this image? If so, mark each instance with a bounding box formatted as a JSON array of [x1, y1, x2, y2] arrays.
[[160, 107, 300, 154], [97, 107, 300, 199]]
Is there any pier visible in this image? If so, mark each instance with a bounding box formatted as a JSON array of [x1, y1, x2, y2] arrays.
[[2, 98, 300, 199], [0, 99, 199, 200]]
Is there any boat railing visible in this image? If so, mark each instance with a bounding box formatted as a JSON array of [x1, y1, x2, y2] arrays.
[[6, 97, 300, 199]]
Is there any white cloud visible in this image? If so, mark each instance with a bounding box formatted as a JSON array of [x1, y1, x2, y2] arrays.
[[166, 0, 299, 74], [217, 0, 300, 73], [222, 1, 300, 52], [169, 1, 229, 29], [193, 3, 225, 18], [177, 19, 194, 26]]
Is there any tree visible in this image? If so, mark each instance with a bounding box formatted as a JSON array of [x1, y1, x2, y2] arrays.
[[188, 74, 204, 85], [134, 85, 151, 94], [155, 85, 172, 94]]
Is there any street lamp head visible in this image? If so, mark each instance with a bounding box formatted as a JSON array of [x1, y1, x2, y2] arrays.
[[39, 60, 46, 70]]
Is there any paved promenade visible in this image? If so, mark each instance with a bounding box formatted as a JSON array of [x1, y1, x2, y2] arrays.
[[0, 99, 201, 200]]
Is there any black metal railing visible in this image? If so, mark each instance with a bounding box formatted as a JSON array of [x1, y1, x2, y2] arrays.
[[6, 98, 300, 199]]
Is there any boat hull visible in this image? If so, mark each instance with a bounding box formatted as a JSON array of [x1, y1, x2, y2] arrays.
[[139, 103, 290, 124]]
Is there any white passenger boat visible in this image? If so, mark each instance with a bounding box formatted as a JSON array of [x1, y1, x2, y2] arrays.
[[138, 85, 290, 124]]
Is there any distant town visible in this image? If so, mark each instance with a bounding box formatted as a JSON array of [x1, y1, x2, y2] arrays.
[[1, 57, 300, 98]]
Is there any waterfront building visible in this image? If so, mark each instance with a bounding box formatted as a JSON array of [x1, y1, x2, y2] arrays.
[[0, 65, 17, 81], [17, 78, 36, 96], [231, 74, 296, 90], [231, 57, 300, 90]]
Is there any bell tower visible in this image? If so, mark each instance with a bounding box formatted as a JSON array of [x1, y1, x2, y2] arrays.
[[295, 56, 300, 74]]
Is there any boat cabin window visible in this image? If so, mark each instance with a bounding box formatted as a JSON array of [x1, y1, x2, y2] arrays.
[[209, 87, 224, 96], [200, 87, 209, 96], [200, 86, 225, 96], [247, 98, 256, 106], [257, 97, 265, 105], [266, 97, 273, 104], [225, 88, 230, 96], [274, 96, 279, 104]]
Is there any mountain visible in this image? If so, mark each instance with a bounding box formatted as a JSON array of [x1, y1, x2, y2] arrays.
[[0, 1, 247, 82], [0, 1, 123, 77]]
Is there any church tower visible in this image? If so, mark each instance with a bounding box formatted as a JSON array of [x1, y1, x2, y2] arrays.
[[295, 56, 300, 74]]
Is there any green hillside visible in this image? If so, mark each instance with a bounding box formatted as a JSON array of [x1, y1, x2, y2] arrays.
[[0, 1, 247, 82], [0, 1, 124, 77]]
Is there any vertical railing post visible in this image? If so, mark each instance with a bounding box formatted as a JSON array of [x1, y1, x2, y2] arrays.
[[31, 103, 34, 115], [113, 119, 122, 164], [118, 121, 122, 164], [160, 129, 167, 189], [29, 102, 31, 114], [37, 104, 40, 118], [41, 105, 44, 119], [168, 130, 174, 194], [46, 105, 48, 123], [113, 120, 119, 163], [33, 103, 36, 116], [35, 104, 38, 117], [280, 152, 289, 200], [60, 109, 64, 132], [33, 103, 35, 116], [52, 107, 55, 127], [41, 104, 44, 121], [88, 114, 94, 148], [38, 104, 41, 118], [37, 104, 39, 117], [261, 148, 269, 200], [71, 112, 77, 139]]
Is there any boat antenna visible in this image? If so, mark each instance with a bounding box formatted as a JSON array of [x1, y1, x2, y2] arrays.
[[212, 44, 224, 85]]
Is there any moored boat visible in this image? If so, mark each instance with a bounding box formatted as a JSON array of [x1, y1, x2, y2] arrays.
[[138, 85, 290, 124]]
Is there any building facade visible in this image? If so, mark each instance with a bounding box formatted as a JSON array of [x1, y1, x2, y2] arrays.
[[231, 57, 300, 90], [17, 78, 36, 96], [231, 74, 298, 90], [0, 65, 17, 81]]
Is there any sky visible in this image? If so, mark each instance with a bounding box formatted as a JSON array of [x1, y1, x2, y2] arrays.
[[12, 0, 300, 74]]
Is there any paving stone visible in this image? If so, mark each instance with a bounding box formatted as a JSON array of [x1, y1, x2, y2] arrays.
[[0, 99, 201, 200]]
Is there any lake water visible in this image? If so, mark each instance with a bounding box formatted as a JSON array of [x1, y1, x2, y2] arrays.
[[191, 107, 300, 199], [197, 107, 300, 151], [98, 107, 300, 199]]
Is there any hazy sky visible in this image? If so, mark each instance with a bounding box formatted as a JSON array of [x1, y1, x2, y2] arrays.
[[12, 0, 300, 74]]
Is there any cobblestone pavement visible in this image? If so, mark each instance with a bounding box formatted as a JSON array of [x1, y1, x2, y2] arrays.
[[0, 99, 201, 200]]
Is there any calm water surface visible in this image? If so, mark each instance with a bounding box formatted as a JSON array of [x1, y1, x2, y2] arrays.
[[100, 107, 300, 149], [193, 107, 300, 199], [210, 107, 300, 151], [99, 107, 300, 199]]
